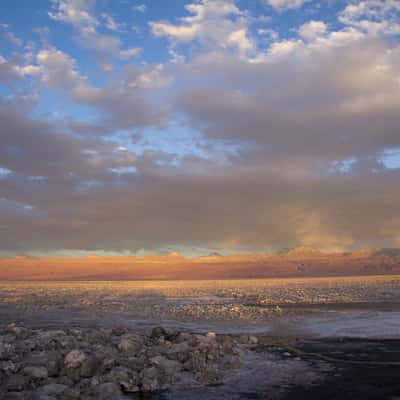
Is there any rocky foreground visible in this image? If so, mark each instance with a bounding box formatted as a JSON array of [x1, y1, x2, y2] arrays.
[[0, 323, 256, 400]]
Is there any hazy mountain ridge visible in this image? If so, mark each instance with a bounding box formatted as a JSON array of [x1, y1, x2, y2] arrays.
[[1, 247, 400, 280]]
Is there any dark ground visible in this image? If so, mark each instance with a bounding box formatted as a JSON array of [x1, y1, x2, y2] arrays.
[[273, 338, 400, 400], [126, 337, 400, 400]]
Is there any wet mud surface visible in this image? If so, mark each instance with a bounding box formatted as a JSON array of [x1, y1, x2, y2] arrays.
[[260, 338, 400, 400]]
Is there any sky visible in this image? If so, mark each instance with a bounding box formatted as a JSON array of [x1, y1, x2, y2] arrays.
[[0, 0, 400, 258]]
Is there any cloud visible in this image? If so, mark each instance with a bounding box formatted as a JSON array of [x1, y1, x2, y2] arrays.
[[2, 0, 400, 255], [101, 13, 126, 32], [3, 31, 23, 46], [339, 0, 400, 35], [174, 25, 400, 171], [119, 47, 141, 60], [150, 0, 254, 56], [0, 104, 136, 180], [48, 0, 98, 28], [264, 0, 311, 11], [37, 48, 86, 88], [71, 63, 170, 131], [49, 0, 141, 67], [132, 4, 146, 13], [298, 20, 327, 40], [0, 54, 40, 85]]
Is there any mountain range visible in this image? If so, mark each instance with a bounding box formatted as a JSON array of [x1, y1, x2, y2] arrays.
[[1, 248, 400, 280]]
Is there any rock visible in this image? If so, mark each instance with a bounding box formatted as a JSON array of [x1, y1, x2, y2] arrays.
[[36, 383, 68, 396], [150, 326, 167, 339], [46, 352, 62, 377], [167, 341, 190, 354], [32, 394, 57, 400], [80, 354, 100, 378], [126, 355, 146, 371], [141, 367, 159, 392], [111, 327, 127, 336], [107, 366, 140, 392], [218, 335, 236, 353], [4, 392, 27, 400], [248, 336, 258, 345], [174, 332, 193, 343], [89, 376, 101, 387], [120, 380, 140, 393], [117, 334, 143, 354], [206, 332, 217, 339], [107, 366, 133, 382], [101, 357, 117, 372], [150, 355, 182, 376], [239, 335, 258, 345], [23, 365, 48, 379], [0, 359, 18, 374], [184, 351, 207, 373], [166, 342, 191, 362], [56, 375, 74, 387], [199, 365, 220, 383], [63, 387, 81, 399], [195, 335, 218, 355], [64, 350, 87, 369], [0, 341, 13, 359], [6, 324, 27, 337], [5, 374, 29, 391], [93, 382, 123, 400], [274, 305, 283, 314]]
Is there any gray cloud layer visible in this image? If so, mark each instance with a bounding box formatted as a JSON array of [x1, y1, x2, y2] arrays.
[[1, 0, 400, 255]]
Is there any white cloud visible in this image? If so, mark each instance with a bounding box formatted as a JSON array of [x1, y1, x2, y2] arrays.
[[264, 0, 311, 11], [150, 0, 254, 56], [101, 13, 126, 32], [340, 0, 400, 36], [257, 28, 279, 40], [132, 4, 146, 13], [0, 54, 40, 84], [267, 39, 302, 57], [299, 20, 327, 41], [49, 0, 140, 66], [3, 31, 23, 46], [48, 0, 98, 28], [37, 48, 86, 88], [119, 47, 141, 60]]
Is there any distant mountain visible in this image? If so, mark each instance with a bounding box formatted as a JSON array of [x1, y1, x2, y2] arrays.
[[371, 248, 400, 257], [1, 248, 400, 280], [284, 247, 323, 257], [198, 252, 223, 258]]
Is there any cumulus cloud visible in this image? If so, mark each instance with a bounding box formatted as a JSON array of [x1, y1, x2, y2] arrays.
[[150, 0, 254, 56], [0, 54, 40, 85], [177, 34, 400, 169], [48, 0, 98, 27], [298, 20, 327, 40], [37, 48, 86, 88]]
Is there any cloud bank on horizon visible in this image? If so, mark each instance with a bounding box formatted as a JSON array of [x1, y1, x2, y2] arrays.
[[0, 0, 400, 257]]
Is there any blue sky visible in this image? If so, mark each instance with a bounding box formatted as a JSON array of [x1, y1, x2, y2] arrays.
[[1, 0, 400, 257]]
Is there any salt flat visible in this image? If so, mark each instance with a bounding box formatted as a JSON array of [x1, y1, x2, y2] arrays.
[[1, 275, 400, 337]]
